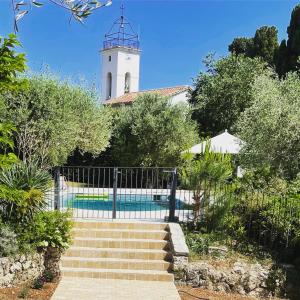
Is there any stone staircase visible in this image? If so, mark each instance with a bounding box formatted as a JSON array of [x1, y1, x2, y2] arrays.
[[61, 221, 174, 281]]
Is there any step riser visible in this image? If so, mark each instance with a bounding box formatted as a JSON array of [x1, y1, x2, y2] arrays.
[[62, 270, 173, 282], [65, 249, 172, 261], [61, 259, 172, 271], [73, 222, 168, 231], [73, 239, 169, 250], [72, 230, 169, 240]]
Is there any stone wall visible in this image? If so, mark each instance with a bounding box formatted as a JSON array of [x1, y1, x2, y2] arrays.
[[0, 253, 44, 288], [175, 260, 286, 298]]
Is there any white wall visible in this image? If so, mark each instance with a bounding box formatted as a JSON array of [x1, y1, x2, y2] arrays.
[[101, 47, 141, 101], [170, 91, 189, 105]]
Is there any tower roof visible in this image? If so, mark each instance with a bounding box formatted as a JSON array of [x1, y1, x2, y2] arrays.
[[103, 4, 139, 50]]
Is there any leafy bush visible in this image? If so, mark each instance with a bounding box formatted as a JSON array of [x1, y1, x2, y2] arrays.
[[31, 276, 44, 289], [186, 233, 211, 255], [0, 185, 45, 223], [0, 161, 51, 193], [0, 222, 19, 257], [43, 270, 55, 283], [18, 210, 73, 251], [180, 146, 233, 223], [0, 162, 51, 223]]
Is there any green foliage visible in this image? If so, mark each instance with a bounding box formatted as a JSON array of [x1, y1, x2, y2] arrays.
[[186, 233, 210, 256], [252, 26, 279, 65], [110, 94, 198, 167], [180, 145, 233, 223], [31, 276, 44, 290], [0, 34, 27, 93], [0, 161, 51, 193], [189, 54, 270, 137], [0, 222, 19, 257], [237, 73, 300, 180], [0, 123, 18, 168], [43, 270, 55, 283], [284, 4, 300, 74], [228, 37, 254, 56], [11, 0, 112, 32], [19, 211, 73, 251], [0, 185, 45, 223], [229, 26, 279, 66], [2, 74, 112, 167]]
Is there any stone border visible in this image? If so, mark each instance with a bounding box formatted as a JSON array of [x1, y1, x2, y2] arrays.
[[0, 253, 44, 288], [168, 223, 189, 267]]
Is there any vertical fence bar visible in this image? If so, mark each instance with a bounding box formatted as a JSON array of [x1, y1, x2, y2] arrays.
[[113, 167, 118, 219], [54, 167, 61, 211], [169, 168, 177, 222]]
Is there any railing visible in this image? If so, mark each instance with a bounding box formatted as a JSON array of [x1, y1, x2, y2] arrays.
[[47, 166, 299, 251], [49, 166, 177, 221]]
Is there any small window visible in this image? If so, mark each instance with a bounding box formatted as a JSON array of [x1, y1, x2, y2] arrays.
[[124, 72, 131, 94], [108, 56, 112, 62]]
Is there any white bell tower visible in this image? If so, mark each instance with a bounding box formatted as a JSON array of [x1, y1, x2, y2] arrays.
[[101, 5, 141, 101]]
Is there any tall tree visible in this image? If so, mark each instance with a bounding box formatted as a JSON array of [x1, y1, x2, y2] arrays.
[[285, 4, 300, 73], [109, 94, 198, 167], [2, 75, 112, 167], [229, 26, 278, 66], [228, 37, 254, 56], [189, 54, 270, 137], [252, 26, 278, 65], [237, 73, 300, 180]]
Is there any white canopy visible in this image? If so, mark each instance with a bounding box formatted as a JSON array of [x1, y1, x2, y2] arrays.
[[186, 130, 245, 154]]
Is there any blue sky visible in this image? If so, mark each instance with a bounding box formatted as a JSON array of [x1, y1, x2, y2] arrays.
[[0, 0, 299, 92]]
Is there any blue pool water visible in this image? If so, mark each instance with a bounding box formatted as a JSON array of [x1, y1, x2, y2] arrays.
[[63, 194, 184, 211]]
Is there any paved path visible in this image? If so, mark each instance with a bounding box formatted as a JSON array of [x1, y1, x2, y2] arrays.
[[51, 277, 181, 300]]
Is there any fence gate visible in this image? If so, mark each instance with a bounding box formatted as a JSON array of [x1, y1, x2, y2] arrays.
[[49, 166, 181, 221]]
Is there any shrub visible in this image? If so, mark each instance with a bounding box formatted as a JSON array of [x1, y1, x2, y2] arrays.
[[19, 210, 73, 251], [0, 162, 51, 223], [0, 161, 51, 193], [0, 185, 45, 223], [43, 270, 55, 283], [0, 222, 19, 257], [31, 276, 44, 289]]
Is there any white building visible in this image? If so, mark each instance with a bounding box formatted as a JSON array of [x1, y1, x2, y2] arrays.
[[101, 8, 189, 106]]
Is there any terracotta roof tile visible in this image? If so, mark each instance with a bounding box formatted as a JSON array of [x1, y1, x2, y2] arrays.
[[104, 85, 189, 106]]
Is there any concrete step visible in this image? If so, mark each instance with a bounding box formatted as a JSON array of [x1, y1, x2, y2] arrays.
[[61, 257, 172, 271], [61, 267, 174, 282], [72, 228, 169, 240], [73, 220, 169, 231], [64, 246, 172, 261], [72, 237, 169, 250]]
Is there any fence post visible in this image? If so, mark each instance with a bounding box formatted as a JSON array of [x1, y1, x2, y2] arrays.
[[112, 167, 118, 219], [54, 167, 61, 211], [169, 168, 177, 222]]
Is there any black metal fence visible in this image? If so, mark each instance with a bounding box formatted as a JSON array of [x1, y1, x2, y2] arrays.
[[47, 166, 300, 251]]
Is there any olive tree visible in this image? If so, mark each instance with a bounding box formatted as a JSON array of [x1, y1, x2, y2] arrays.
[[2, 74, 112, 167], [237, 72, 300, 180], [189, 54, 270, 137], [110, 94, 198, 167]]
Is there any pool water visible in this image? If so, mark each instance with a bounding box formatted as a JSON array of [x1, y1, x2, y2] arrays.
[[64, 194, 184, 211]]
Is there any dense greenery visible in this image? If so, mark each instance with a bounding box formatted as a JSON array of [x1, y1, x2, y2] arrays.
[[237, 73, 300, 180], [229, 26, 278, 66], [189, 54, 269, 137], [229, 4, 300, 77], [108, 94, 198, 167], [18, 210, 73, 251], [2, 75, 112, 167], [0, 34, 27, 93]]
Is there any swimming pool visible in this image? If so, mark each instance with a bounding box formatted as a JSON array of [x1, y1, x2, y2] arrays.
[[63, 193, 184, 211]]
